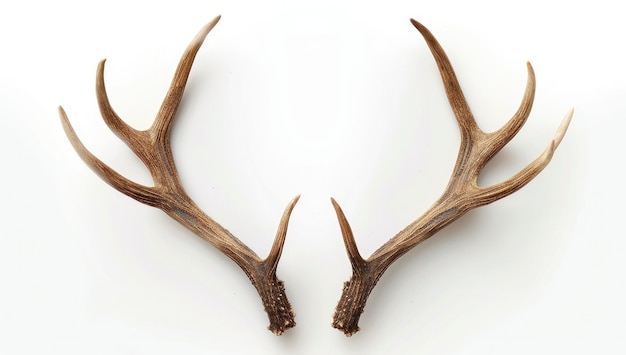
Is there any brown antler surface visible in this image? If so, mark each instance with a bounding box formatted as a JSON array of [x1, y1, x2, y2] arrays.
[[59, 16, 299, 335], [331, 19, 573, 336]]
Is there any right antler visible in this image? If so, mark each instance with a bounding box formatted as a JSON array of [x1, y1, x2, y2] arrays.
[[330, 19, 573, 336], [59, 16, 299, 335]]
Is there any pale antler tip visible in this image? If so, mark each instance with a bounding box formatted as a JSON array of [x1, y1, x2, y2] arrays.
[[207, 15, 221, 30], [552, 107, 574, 149], [284, 195, 301, 214], [58, 105, 84, 164], [97, 59, 107, 78], [203, 15, 222, 34], [184, 15, 222, 53], [97, 59, 108, 75], [58, 106, 71, 128], [58, 106, 72, 134], [58, 105, 77, 143]]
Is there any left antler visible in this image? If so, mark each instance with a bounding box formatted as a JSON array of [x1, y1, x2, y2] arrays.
[[331, 19, 573, 336], [59, 16, 299, 335]]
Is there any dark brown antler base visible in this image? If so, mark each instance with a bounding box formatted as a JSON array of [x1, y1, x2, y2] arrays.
[[331, 272, 380, 336], [251, 273, 295, 335]]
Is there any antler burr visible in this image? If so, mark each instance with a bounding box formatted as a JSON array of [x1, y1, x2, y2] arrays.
[[59, 16, 299, 335], [330, 19, 573, 336]]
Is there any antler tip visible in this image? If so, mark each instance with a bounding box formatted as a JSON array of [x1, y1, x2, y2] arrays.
[[330, 197, 346, 220], [409, 18, 424, 30], [58, 105, 71, 128], [329, 197, 365, 266], [203, 14, 222, 33], [265, 195, 301, 269], [97, 59, 107, 77], [552, 107, 574, 149], [58, 104, 79, 145], [410, 18, 432, 37], [207, 15, 221, 29], [97, 59, 107, 71], [284, 195, 301, 214]]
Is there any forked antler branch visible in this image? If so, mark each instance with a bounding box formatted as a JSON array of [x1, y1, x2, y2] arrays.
[[330, 19, 573, 336], [59, 16, 299, 335]]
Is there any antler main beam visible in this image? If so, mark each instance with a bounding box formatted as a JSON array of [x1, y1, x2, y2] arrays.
[[330, 19, 573, 336], [59, 16, 299, 335]]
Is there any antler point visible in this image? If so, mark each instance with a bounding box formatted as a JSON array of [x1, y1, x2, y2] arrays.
[[552, 107, 574, 148]]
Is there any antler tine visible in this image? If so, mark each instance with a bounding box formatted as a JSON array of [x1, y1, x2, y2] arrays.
[[96, 59, 145, 147], [96, 59, 157, 172], [552, 107, 574, 148], [95, 15, 221, 153], [475, 108, 573, 205], [60, 16, 300, 335], [331, 198, 366, 269], [264, 195, 301, 273], [483, 62, 536, 161], [410, 18, 479, 140], [152, 15, 221, 138], [413, 19, 538, 169], [331, 19, 572, 336], [58, 106, 160, 206]]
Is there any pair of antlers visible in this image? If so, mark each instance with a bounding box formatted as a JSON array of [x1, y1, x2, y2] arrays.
[[59, 16, 572, 336]]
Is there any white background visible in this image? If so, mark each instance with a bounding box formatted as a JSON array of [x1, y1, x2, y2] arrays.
[[1, 0, 621, 354]]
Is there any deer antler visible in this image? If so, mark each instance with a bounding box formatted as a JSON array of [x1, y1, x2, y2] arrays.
[[59, 16, 299, 335], [330, 19, 573, 336]]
